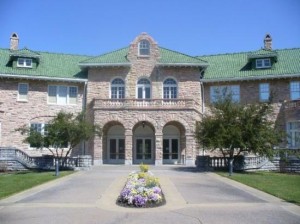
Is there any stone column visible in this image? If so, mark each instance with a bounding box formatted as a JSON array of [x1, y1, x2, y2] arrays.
[[125, 129, 133, 165], [93, 135, 103, 165], [155, 131, 163, 165], [185, 134, 196, 166]]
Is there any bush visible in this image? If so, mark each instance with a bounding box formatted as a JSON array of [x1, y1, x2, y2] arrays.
[[139, 163, 149, 172]]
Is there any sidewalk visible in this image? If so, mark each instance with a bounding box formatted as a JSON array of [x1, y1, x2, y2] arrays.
[[0, 165, 299, 224]]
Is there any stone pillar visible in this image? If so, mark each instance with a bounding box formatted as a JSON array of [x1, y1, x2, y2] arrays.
[[125, 129, 133, 165], [93, 135, 103, 165], [155, 131, 163, 165], [185, 134, 196, 166]]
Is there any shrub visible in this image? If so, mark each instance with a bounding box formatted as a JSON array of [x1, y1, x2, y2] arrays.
[[139, 163, 149, 173]]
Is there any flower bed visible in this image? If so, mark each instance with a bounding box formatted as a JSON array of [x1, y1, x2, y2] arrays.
[[117, 167, 165, 208]]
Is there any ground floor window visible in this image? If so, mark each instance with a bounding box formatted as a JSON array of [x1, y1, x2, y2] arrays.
[[287, 121, 300, 148]]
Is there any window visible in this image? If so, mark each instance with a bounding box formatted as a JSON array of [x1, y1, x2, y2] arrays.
[[30, 123, 48, 148], [287, 121, 300, 148], [256, 58, 271, 68], [17, 58, 32, 68], [111, 78, 125, 99], [139, 40, 150, 56], [137, 78, 151, 99], [18, 83, 28, 101], [259, 83, 270, 102], [48, 85, 78, 105], [163, 78, 177, 99], [290, 81, 300, 100], [210, 85, 240, 103]]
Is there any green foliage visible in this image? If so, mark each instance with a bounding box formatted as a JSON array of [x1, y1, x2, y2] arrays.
[[145, 176, 160, 188], [195, 96, 283, 159], [139, 163, 149, 173], [16, 111, 102, 161]]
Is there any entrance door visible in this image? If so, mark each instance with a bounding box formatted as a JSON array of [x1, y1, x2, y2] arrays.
[[135, 138, 153, 163], [109, 138, 125, 161], [163, 138, 179, 163]]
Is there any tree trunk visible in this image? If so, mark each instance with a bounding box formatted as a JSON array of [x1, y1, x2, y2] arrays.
[[55, 158, 60, 176], [228, 158, 234, 176]]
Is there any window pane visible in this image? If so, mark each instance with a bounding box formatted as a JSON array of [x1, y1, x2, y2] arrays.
[[171, 139, 178, 159], [69, 87, 77, 104], [18, 83, 28, 100], [145, 87, 151, 99], [57, 86, 67, 105], [138, 87, 143, 99], [18, 58, 24, 66], [264, 59, 271, 67], [48, 86, 57, 103], [118, 87, 125, 99], [25, 59, 32, 67], [110, 139, 116, 159], [291, 82, 300, 100]]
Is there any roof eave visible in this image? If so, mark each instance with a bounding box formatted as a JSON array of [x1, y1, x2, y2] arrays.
[[79, 63, 131, 68], [0, 73, 87, 83], [156, 63, 209, 67], [201, 73, 300, 83]]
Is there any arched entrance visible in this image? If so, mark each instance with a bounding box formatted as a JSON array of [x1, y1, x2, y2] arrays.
[[133, 121, 155, 164], [163, 122, 186, 164], [103, 122, 125, 164]]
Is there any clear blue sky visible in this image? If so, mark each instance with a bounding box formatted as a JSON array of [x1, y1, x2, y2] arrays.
[[1, 0, 299, 56]]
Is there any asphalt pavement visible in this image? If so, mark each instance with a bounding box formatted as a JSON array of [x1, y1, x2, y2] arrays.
[[0, 165, 299, 224]]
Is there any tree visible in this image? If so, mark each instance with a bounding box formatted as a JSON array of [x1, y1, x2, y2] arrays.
[[195, 96, 283, 175], [17, 111, 101, 176]]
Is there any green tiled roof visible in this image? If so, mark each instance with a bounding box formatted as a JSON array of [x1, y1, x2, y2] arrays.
[[0, 48, 90, 81], [198, 48, 300, 82], [247, 49, 278, 60], [79, 47, 130, 66], [79, 47, 208, 67]]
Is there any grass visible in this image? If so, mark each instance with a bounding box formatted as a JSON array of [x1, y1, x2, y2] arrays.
[[217, 171, 300, 205], [0, 170, 74, 199]]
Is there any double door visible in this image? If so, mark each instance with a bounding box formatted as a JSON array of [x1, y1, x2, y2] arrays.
[[135, 138, 153, 164]]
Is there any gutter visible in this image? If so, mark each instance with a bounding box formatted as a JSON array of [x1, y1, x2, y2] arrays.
[[0, 73, 87, 83], [156, 63, 209, 67], [201, 73, 300, 83], [79, 63, 131, 68]]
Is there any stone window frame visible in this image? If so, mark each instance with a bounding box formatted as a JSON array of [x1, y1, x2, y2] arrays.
[[255, 58, 271, 69], [163, 77, 178, 99], [110, 78, 125, 99], [18, 83, 29, 102], [136, 78, 151, 99], [210, 85, 240, 103], [17, 58, 32, 68], [47, 85, 78, 105], [259, 83, 270, 102], [287, 121, 300, 149], [290, 81, 300, 100], [138, 39, 150, 56]]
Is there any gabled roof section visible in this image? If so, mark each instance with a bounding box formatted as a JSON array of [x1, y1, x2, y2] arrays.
[[0, 48, 90, 82], [79, 47, 131, 68], [157, 47, 208, 67], [79, 46, 208, 68], [198, 48, 300, 82], [247, 49, 278, 61]]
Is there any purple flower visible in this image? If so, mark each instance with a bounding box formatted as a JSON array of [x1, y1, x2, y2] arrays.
[[133, 194, 147, 207]]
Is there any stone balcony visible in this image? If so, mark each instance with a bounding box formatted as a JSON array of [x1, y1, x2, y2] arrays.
[[92, 98, 202, 112]]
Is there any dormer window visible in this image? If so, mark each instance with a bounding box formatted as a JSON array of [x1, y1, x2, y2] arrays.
[[256, 58, 271, 69], [138, 40, 150, 56], [17, 58, 32, 68]]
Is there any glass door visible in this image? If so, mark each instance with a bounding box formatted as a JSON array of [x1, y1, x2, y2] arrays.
[[136, 138, 153, 163], [109, 138, 125, 160], [163, 138, 179, 163]]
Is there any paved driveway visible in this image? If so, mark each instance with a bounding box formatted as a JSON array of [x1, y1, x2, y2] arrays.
[[0, 166, 299, 224]]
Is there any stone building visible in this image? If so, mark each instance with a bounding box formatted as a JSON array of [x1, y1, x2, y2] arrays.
[[0, 33, 299, 165]]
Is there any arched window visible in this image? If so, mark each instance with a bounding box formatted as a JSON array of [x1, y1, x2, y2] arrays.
[[111, 78, 125, 99], [139, 40, 150, 56], [137, 78, 151, 99], [163, 78, 177, 99]]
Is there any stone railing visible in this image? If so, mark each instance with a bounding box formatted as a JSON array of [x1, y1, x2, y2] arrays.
[[92, 98, 201, 112], [284, 99, 300, 110], [0, 147, 92, 171]]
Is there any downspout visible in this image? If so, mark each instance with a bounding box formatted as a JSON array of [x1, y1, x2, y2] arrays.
[[82, 81, 88, 155], [199, 67, 205, 156]]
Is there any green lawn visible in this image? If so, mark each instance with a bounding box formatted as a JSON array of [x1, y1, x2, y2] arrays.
[[0, 170, 74, 199], [217, 171, 300, 205]]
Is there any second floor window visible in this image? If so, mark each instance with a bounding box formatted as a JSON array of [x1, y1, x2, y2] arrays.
[[111, 78, 125, 99], [210, 85, 240, 103], [18, 83, 28, 101], [137, 78, 151, 99], [259, 83, 270, 102], [290, 81, 300, 100], [163, 78, 177, 99], [48, 85, 78, 105]]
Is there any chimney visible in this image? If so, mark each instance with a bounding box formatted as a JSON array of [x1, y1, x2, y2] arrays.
[[10, 33, 19, 50], [264, 33, 272, 50]]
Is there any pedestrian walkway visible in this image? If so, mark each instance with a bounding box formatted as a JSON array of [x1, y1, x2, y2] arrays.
[[0, 165, 299, 224]]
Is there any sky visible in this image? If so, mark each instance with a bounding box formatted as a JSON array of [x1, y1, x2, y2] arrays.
[[0, 0, 299, 57]]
